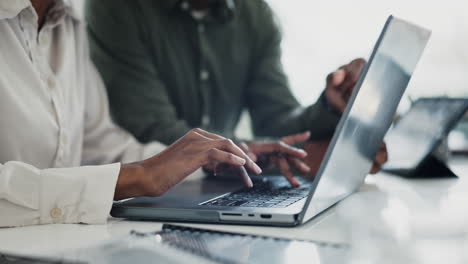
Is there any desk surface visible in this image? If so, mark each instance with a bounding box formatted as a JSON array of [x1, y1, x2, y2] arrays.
[[1, 157, 467, 261]]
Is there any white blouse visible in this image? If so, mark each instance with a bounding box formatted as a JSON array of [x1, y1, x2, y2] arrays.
[[0, 0, 167, 227]]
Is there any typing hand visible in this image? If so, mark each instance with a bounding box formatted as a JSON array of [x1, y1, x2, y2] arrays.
[[115, 128, 262, 200], [237, 132, 311, 187]]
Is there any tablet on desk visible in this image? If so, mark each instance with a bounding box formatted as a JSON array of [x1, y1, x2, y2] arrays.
[[383, 97, 468, 177]]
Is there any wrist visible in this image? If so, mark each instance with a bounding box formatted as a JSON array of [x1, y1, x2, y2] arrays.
[[320, 92, 341, 116], [114, 162, 146, 200]]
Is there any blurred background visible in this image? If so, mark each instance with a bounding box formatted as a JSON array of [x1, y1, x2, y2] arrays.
[[75, 0, 468, 143], [267, 0, 468, 104]]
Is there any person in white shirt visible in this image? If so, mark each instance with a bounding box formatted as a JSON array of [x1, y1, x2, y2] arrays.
[[0, 0, 313, 227]]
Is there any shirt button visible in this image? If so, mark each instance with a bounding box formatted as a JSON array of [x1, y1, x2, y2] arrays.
[[50, 208, 62, 219], [200, 70, 210, 81], [198, 24, 205, 33]]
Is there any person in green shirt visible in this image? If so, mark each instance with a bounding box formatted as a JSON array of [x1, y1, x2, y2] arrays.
[[85, 0, 387, 181]]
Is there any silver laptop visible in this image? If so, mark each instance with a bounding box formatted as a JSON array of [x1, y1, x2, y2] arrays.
[[111, 16, 431, 227]]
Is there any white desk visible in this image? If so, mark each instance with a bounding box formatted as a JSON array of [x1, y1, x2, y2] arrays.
[[1, 157, 467, 262]]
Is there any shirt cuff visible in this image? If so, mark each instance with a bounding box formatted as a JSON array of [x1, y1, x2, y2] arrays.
[[39, 163, 121, 225], [306, 93, 341, 140]]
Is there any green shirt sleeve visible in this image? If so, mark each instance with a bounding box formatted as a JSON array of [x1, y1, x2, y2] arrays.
[[85, 0, 192, 145], [246, 1, 340, 140]]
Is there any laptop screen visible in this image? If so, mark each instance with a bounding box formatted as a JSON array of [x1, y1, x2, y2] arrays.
[[301, 16, 431, 222]]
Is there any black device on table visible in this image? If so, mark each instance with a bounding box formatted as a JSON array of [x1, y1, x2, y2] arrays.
[[383, 97, 468, 178]]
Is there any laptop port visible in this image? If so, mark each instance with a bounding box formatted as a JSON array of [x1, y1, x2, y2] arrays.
[[260, 214, 272, 219], [221, 213, 242, 217]]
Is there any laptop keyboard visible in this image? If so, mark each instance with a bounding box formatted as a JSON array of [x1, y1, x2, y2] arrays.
[[201, 181, 311, 208]]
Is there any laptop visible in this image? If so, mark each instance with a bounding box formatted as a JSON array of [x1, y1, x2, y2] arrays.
[[383, 97, 468, 178], [111, 16, 431, 227]]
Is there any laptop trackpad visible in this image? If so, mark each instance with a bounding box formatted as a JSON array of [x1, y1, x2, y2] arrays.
[[121, 176, 245, 209]]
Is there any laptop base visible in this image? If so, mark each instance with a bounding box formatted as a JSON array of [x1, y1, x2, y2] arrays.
[[384, 154, 458, 178]]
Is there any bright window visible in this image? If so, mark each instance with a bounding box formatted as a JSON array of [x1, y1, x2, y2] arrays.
[[266, 0, 468, 105]]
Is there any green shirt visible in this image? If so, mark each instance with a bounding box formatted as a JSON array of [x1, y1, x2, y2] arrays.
[[85, 0, 340, 145]]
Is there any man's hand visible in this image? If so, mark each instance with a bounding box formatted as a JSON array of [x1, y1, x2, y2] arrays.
[[114, 128, 262, 200], [303, 140, 388, 177], [325, 58, 366, 113], [237, 132, 312, 187]]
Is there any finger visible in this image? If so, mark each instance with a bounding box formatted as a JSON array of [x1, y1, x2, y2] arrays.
[[255, 142, 307, 159], [191, 128, 225, 140], [202, 154, 253, 188], [370, 158, 384, 174], [288, 157, 311, 174], [370, 144, 388, 174], [374, 148, 388, 168], [202, 148, 246, 167], [192, 130, 262, 167], [237, 166, 254, 188], [281, 131, 311, 145], [325, 70, 348, 113], [182, 129, 207, 141], [376, 149, 388, 165], [278, 156, 300, 187], [210, 139, 262, 175], [370, 162, 380, 174], [238, 142, 258, 162], [341, 58, 366, 88], [327, 69, 346, 87]]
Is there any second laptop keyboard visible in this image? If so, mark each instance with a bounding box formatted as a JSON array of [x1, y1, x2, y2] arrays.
[[201, 181, 312, 208]]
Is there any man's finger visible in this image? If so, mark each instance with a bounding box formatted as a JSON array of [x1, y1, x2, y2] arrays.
[[239, 142, 257, 162], [281, 131, 311, 145], [325, 71, 348, 113], [210, 139, 262, 175], [201, 149, 253, 187], [370, 162, 380, 174], [288, 157, 311, 174], [327, 69, 346, 87], [375, 150, 388, 166], [202, 148, 246, 167], [340, 58, 366, 89], [255, 142, 307, 159], [370, 143, 388, 174], [277, 156, 300, 187]]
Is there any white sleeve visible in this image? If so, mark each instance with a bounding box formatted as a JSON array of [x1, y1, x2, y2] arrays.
[[0, 161, 120, 227], [81, 55, 166, 166]]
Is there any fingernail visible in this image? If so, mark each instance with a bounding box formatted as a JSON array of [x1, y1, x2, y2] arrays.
[[235, 157, 246, 165], [246, 177, 254, 188], [293, 178, 301, 187]]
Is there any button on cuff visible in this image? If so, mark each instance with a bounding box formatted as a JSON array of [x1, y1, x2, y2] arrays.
[[50, 207, 62, 219]]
